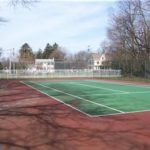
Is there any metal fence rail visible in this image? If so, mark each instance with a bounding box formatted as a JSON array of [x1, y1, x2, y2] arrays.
[[0, 69, 121, 79]]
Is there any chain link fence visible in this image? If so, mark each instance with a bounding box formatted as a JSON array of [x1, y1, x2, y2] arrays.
[[1, 59, 150, 79], [110, 60, 150, 78], [0, 60, 122, 79], [0, 69, 121, 79]]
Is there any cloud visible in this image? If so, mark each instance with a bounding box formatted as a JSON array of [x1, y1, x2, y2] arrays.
[[0, 0, 117, 53], [43, 0, 117, 1]]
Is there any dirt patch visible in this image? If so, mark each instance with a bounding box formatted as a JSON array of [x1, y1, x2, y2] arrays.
[[0, 79, 150, 150], [68, 99, 81, 107]]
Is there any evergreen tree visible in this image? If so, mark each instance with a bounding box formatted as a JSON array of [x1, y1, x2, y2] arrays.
[[19, 43, 35, 64], [50, 43, 66, 60], [36, 49, 43, 59], [0, 48, 2, 57], [42, 43, 53, 59], [0, 62, 3, 70], [53, 43, 59, 51]]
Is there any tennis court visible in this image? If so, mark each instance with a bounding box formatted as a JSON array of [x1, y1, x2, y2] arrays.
[[23, 79, 150, 117]]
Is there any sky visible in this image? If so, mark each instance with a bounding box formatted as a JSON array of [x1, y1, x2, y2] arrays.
[[0, 0, 117, 54]]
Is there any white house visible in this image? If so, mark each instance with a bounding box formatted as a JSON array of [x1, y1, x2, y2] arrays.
[[88, 52, 109, 70], [35, 58, 55, 72]]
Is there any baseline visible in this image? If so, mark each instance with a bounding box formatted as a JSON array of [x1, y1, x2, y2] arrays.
[[35, 81, 124, 113], [68, 82, 127, 93], [86, 79, 150, 89], [78, 90, 150, 97]]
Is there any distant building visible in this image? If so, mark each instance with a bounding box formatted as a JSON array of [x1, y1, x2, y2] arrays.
[[35, 58, 55, 71], [88, 52, 110, 70]]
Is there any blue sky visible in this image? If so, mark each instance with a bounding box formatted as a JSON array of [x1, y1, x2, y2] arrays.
[[0, 0, 117, 54]]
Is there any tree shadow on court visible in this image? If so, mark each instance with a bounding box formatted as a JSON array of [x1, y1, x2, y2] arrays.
[[0, 80, 150, 150]]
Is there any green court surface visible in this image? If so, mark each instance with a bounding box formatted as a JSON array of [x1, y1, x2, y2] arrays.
[[23, 80, 150, 117]]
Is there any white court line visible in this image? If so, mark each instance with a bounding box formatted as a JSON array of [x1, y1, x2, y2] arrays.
[[21, 81, 92, 117], [78, 90, 150, 97], [68, 82, 127, 93], [21, 81, 150, 118], [92, 109, 150, 117], [86, 79, 150, 89], [30, 81, 124, 113]]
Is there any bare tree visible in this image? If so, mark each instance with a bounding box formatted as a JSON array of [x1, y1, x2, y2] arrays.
[[107, 0, 150, 76], [0, 0, 39, 23], [9, 0, 38, 7]]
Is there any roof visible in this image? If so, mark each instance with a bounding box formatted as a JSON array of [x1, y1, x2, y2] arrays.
[[90, 51, 111, 61], [90, 53, 101, 60], [35, 59, 54, 63]]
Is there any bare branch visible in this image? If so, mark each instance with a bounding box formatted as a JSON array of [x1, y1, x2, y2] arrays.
[[8, 0, 39, 8]]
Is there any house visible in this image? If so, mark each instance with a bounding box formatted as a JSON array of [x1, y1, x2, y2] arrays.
[[88, 52, 110, 70], [35, 58, 55, 72]]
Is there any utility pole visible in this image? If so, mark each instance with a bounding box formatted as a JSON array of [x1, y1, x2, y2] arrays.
[[12, 48, 15, 73], [9, 50, 12, 73], [7, 48, 15, 74], [87, 45, 91, 70]]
